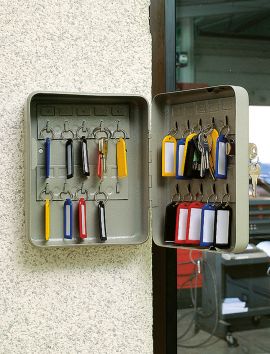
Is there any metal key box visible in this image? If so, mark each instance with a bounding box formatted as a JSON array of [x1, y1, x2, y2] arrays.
[[25, 86, 249, 252]]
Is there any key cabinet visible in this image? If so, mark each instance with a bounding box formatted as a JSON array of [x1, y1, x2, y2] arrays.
[[25, 86, 249, 251]]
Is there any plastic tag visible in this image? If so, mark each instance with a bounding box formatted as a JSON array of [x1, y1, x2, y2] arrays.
[[97, 151, 103, 179], [200, 203, 216, 247], [176, 138, 186, 179], [98, 201, 107, 242], [210, 128, 219, 170], [175, 202, 190, 244], [214, 204, 232, 248], [66, 139, 74, 179], [215, 134, 228, 179], [117, 137, 128, 178], [162, 135, 177, 176], [181, 133, 197, 177], [186, 202, 204, 244], [45, 138, 50, 179], [81, 137, 90, 177], [45, 199, 50, 241], [64, 198, 73, 239], [78, 198, 87, 239], [164, 202, 178, 242]]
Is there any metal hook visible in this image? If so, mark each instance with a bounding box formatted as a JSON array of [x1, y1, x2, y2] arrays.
[[60, 182, 73, 200], [75, 182, 89, 200], [76, 120, 90, 139], [92, 120, 112, 139], [61, 120, 74, 139], [171, 183, 181, 202], [183, 184, 193, 202], [112, 120, 128, 140], [39, 120, 55, 139], [196, 183, 204, 201], [94, 184, 109, 205], [207, 183, 218, 204], [220, 116, 230, 137], [40, 183, 54, 200]]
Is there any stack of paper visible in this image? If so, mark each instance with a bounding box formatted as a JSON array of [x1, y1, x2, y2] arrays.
[[222, 298, 248, 314]]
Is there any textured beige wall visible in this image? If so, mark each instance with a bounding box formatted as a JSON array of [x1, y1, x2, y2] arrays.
[[0, 1, 152, 353]]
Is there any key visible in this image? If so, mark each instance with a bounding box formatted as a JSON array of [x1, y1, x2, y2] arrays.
[[103, 138, 108, 174], [249, 163, 261, 197], [45, 199, 50, 241], [81, 137, 90, 177], [78, 198, 87, 239], [45, 138, 51, 179], [117, 137, 128, 178], [64, 198, 73, 239], [203, 138, 210, 170], [249, 143, 258, 161], [98, 201, 107, 242], [66, 139, 74, 179]]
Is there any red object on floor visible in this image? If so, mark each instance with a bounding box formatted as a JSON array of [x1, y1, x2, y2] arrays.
[[177, 249, 202, 289]]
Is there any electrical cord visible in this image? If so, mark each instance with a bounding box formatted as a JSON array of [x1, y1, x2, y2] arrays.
[[177, 259, 219, 349]]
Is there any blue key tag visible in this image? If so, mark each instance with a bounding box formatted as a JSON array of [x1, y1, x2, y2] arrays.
[[200, 203, 216, 247], [45, 138, 51, 179], [64, 198, 73, 239], [215, 134, 228, 179], [176, 138, 186, 179]]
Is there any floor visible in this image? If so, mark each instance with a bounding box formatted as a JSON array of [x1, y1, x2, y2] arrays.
[[177, 310, 270, 354]]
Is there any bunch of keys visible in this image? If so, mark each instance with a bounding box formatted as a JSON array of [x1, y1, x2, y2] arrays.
[[249, 143, 261, 198], [97, 137, 108, 179], [197, 131, 214, 179]]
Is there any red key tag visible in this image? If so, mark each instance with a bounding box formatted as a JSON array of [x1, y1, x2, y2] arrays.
[[186, 201, 204, 245], [175, 202, 190, 244], [78, 198, 87, 239]]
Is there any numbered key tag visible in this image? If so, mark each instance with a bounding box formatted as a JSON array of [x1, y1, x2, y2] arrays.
[[162, 135, 177, 176], [215, 134, 228, 179], [98, 201, 107, 242], [117, 137, 128, 178], [81, 137, 90, 177], [45, 138, 51, 179], [175, 202, 190, 244], [64, 198, 73, 239], [176, 138, 186, 179], [200, 203, 216, 247], [66, 139, 74, 179], [164, 202, 178, 242], [186, 201, 204, 245], [214, 204, 232, 249], [181, 133, 197, 177], [78, 198, 87, 239], [45, 199, 50, 241]]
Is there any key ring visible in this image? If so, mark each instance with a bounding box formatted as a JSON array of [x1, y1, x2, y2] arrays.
[[92, 120, 112, 140], [61, 121, 75, 139], [207, 193, 218, 204], [167, 121, 178, 137], [219, 116, 230, 137], [60, 183, 73, 200], [40, 183, 54, 200], [39, 120, 55, 139], [94, 190, 109, 205], [75, 183, 89, 200], [112, 120, 128, 140], [76, 120, 90, 139], [221, 193, 231, 207]]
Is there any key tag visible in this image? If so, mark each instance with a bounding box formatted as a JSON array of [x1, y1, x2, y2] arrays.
[[40, 183, 54, 241], [215, 119, 230, 179], [39, 121, 55, 179], [81, 136, 90, 177], [66, 139, 74, 179], [210, 117, 219, 171], [214, 192, 232, 249], [78, 198, 87, 239], [186, 187, 204, 245], [200, 192, 218, 247], [175, 188, 193, 244], [164, 185, 181, 242], [94, 188, 109, 242], [112, 122, 128, 179], [64, 198, 73, 240], [176, 121, 191, 179], [162, 122, 178, 177]]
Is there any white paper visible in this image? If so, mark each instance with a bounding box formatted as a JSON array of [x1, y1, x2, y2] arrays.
[[65, 205, 71, 236], [164, 142, 175, 173], [218, 141, 226, 176], [177, 144, 185, 176], [216, 209, 230, 244], [177, 208, 188, 241], [202, 209, 215, 243], [188, 208, 202, 241]]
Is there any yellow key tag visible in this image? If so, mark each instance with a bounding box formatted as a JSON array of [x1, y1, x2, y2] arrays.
[[45, 199, 50, 241], [117, 137, 128, 178], [210, 128, 219, 169], [162, 135, 177, 176], [181, 133, 197, 176]]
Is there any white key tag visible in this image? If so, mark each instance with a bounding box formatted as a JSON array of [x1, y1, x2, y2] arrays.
[[186, 201, 204, 245]]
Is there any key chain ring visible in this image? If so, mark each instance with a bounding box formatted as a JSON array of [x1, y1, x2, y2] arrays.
[[75, 187, 89, 201], [221, 193, 230, 206], [112, 128, 127, 140], [171, 193, 182, 203], [61, 129, 75, 140], [207, 193, 218, 204], [195, 193, 204, 202], [183, 192, 193, 202], [60, 191, 73, 200], [40, 189, 54, 201], [219, 125, 230, 138], [94, 191, 109, 205]]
